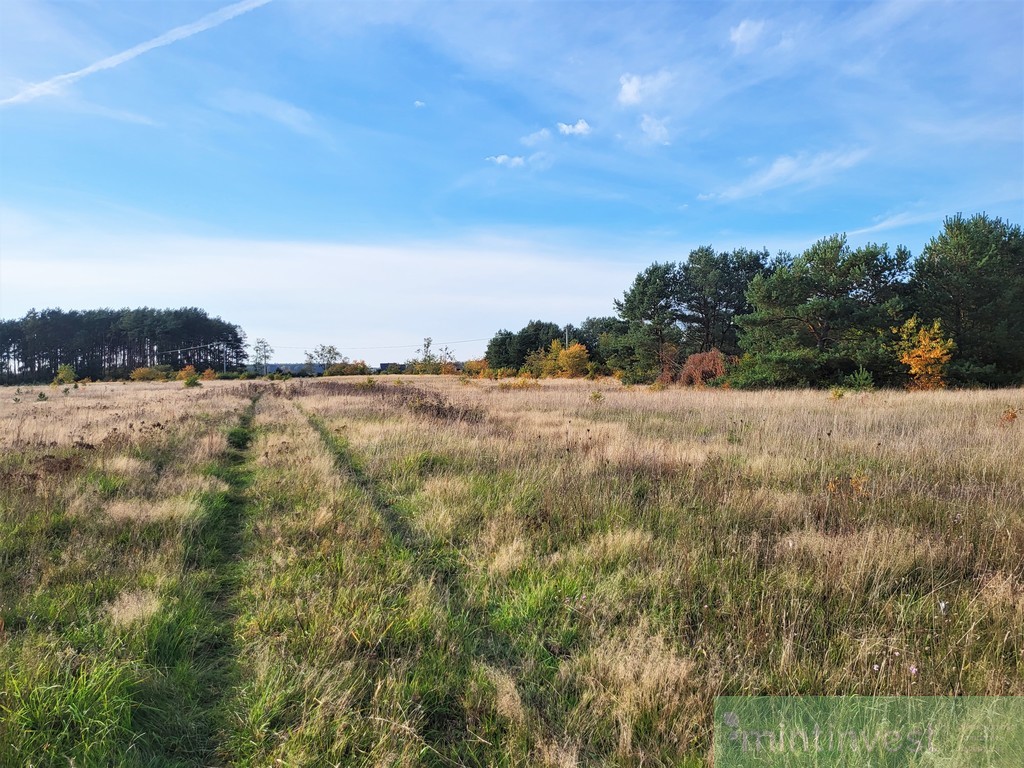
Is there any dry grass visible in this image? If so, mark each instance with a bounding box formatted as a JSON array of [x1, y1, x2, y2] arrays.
[[106, 589, 161, 627], [4, 376, 1021, 765]]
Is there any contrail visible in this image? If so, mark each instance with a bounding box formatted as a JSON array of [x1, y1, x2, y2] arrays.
[[1, 0, 273, 106]]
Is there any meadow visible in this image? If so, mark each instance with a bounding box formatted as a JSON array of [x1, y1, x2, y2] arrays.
[[1, 377, 1021, 766]]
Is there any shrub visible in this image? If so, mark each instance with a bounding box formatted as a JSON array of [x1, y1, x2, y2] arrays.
[[53, 364, 77, 385], [895, 316, 955, 390], [522, 340, 592, 378], [843, 365, 875, 391], [129, 367, 167, 382], [558, 343, 590, 377], [463, 359, 489, 378], [176, 365, 198, 381], [324, 360, 372, 376], [201, 368, 217, 380], [679, 349, 727, 386]]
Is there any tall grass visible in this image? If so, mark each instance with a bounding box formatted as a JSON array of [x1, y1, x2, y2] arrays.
[[2, 378, 1021, 766]]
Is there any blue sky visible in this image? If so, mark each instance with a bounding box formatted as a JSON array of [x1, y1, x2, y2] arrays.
[[1, 0, 1021, 364]]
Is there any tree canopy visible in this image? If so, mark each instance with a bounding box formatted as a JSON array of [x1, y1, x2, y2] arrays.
[[482, 212, 1022, 388], [0, 307, 247, 383], [910, 213, 1024, 385]]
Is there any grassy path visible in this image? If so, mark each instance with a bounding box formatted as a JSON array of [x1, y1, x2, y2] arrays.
[[305, 407, 516, 766], [0, 387, 261, 767], [132, 396, 259, 765]]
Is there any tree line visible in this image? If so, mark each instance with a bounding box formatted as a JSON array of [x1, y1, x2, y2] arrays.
[[0, 307, 247, 384], [485, 213, 1024, 388]]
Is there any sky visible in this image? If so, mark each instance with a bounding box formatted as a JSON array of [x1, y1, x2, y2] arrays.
[[1, 0, 1022, 364]]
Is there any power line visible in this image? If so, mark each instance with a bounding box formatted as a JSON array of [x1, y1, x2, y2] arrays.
[[268, 337, 489, 352]]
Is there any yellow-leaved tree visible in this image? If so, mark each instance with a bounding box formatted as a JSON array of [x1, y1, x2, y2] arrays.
[[557, 343, 590, 377], [895, 316, 955, 390]]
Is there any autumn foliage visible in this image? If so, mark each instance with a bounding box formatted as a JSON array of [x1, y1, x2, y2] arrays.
[[896, 316, 955, 390], [523, 341, 591, 378], [679, 349, 728, 387]]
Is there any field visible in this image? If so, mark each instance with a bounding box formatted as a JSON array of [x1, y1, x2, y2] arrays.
[[1, 377, 1022, 766]]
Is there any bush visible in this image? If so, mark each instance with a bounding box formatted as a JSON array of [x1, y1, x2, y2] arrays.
[[129, 367, 167, 382], [462, 359, 489, 377], [201, 367, 217, 380], [842, 365, 875, 391], [895, 316, 955, 390], [53, 364, 77, 385], [324, 360, 372, 376], [679, 349, 727, 387]]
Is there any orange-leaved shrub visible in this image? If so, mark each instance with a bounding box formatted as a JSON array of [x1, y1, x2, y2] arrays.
[[462, 359, 489, 377], [679, 349, 727, 386], [129, 367, 167, 382], [895, 316, 955, 390]]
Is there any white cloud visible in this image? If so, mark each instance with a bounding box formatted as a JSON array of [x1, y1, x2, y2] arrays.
[[640, 114, 670, 145], [520, 127, 550, 146], [848, 210, 940, 236], [216, 89, 320, 138], [617, 71, 672, 106], [1, 0, 273, 106], [486, 154, 525, 167], [0, 212, 639, 364], [557, 118, 591, 136], [704, 149, 870, 201], [729, 19, 765, 54], [414, 100, 426, 108]]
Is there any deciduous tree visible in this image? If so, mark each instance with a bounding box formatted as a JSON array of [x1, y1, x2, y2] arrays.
[[895, 316, 955, 390]]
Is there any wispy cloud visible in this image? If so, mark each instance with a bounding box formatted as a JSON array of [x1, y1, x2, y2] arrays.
[[414, 100, 426, 108], [520, 127, 551, 146], [703, 148, 870, 201], [729, 19, 765, 54], [640, 114, 670, 145], [618, 71, 672, 106], [1, 0, 272, 106], [557, 118, 591, 136], [486, 154, 525, 168], [848, 210, 940, 237], [215, 89, 322, 138]]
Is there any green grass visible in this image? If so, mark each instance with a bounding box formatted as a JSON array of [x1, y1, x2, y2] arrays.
[[0, 391, 258, 767]]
